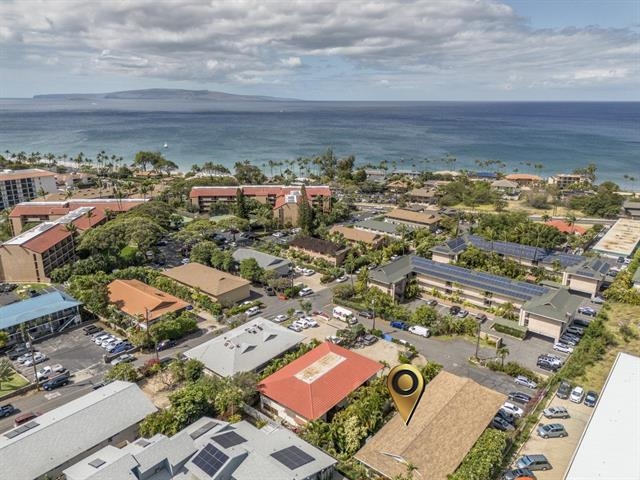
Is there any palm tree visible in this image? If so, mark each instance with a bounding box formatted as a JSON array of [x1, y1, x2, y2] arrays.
[[565, 212, 577, 235], [497, 346, 510, 367], [85, 209, 94, 228]]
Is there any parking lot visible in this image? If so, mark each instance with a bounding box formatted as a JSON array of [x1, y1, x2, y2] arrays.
[[513, 396, 594, 479], [11, 327, 110, 386]]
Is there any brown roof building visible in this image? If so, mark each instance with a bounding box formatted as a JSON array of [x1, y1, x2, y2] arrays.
[[161, 262, 251, 306], [385, 208, 441, 229], [356, 371, 506, 480], [504, 173, 543, 186], [0, 207, 103, 283], [289, 236, 349, 266], [107, 279, 188, 324], [330, 225, 386, 249]]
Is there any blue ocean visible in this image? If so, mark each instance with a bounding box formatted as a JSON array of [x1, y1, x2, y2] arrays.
[[0, 98, 638, 188]]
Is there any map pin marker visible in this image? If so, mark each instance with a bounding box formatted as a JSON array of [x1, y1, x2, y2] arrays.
[[387, 364, 425, 425]]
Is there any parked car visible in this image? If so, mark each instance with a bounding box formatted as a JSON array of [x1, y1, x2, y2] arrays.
[[24, 352, 46, 367], [508, 392, 532, 404], [93, 334, 111, 344], [303, 268, 315, 276], [553, 343, 573, 354], [14, 411, 39, 426], [246, 306, 261, 316], [299, 287, 314, 297], [325, 335, 343, 345], [110, 343, 133, 355], [426, 299, 438, 307], [501, 402, 524, 418], [408, 325, 430, 337], [82, 324, 102, 335], [264, 286, 276, 296], [110, 353, 135, 365], [456, 309, 469, 318], [293, 319, 311, 329], [577, 306, 596, 317], [474, 313, 488, 322], [537, 423, 567, 439], [288, 324, 302, 332], [359, 310, 374, 319], [335, 275, 348, 283], [537, 358, 560, 372], [362, 334, 378, 346], [503, 468, 537, 480], [36, 366, 52, 380], [0, 404, 16, 417], [591, 296, 605, 304], [556, 381, 572, 399], [570, 386, 585, 404], [514, 375, 538, 389], [514, 454, 552, 471], [273, 314, 288, 323], [390, 320, 409, 330], [16, 353, 32, 364], [495, 408, 516, 425], [491, 416, 515, 431], [543, 406, 570, 419], [303, 317, 319, 327], [566, 325, 585, 336], [449, 305, 461, 315], [7, 346, 28, 360], [584, 390, 598, 407], [157, 339, 177, 351], [42, 373, 70, 391]]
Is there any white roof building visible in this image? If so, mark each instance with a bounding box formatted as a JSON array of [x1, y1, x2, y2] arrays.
[[0, 381, 156, 480], [564, 352, 640, 480], [183, 318, 305, 377]]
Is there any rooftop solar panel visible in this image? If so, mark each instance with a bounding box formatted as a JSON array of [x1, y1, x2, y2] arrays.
[[190, 421, 219, 440], [192, 444, 229, 477], [271, 446, 315, 470], [212, 430, 247, 448]]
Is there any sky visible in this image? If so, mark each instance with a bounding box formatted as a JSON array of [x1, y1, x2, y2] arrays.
[[0, 0, 638, 101]]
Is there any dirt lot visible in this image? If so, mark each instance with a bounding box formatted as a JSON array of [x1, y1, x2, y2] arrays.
[[514, 396, 594, 479]]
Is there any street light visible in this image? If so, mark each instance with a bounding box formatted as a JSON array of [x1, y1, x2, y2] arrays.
[[474, 317, 482, 361], [371, 298, 377, 332], [24, 332, 40, 391]]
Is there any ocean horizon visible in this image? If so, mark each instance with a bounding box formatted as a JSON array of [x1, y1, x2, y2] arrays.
[[1, 99, 638, 189]]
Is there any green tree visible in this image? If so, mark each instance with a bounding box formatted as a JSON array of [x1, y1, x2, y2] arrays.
[[0, 359, 14, 390], [106, 363, 139, 382], [497, 346, 510, 367], [239, 258, 264, 283], [297, 185, 315, 234], [234, 160, 267, 184], [0, 331, 8, 349], [134, 151, 165, 171], [299, 299, 313, 314], [189, 241, 219, 266], [235, 189, 249, 219]]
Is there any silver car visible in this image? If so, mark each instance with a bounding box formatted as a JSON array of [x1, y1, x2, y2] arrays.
[[514, 375, 538, 389], [537, 423, 567, 439], [543, 406, 569, 419]]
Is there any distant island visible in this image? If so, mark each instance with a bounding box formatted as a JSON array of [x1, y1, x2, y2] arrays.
[[33, 88, 299, 102]]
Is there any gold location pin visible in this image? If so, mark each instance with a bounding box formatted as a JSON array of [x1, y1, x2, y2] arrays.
[[387, 364, 425, 425]]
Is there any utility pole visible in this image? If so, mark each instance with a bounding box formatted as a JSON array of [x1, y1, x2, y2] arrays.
[[371, 298, 376, 332], [26, 333, 39, 391], [474, 319, 482, 361]]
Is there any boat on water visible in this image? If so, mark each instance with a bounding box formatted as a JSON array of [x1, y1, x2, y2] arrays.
[[163, 143, 168, 148]]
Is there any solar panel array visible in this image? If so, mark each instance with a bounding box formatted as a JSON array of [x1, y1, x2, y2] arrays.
[[444, 237, 467, 254], [192, 444, 229, 477], [212, 431, 247, 448], [3, 421, 39, 439], [411, 256, 549, 301], [543, 252, 585, 267], [271, 446, 315, 470], [573, 258, 611, 278]]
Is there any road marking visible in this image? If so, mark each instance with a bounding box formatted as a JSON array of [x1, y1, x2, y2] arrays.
[[44, 392, 61, 400]]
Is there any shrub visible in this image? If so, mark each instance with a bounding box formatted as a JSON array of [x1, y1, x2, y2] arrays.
[[449, 429, 508, 480], [486, 360, 540, 383], [493, 322, 527, 339]]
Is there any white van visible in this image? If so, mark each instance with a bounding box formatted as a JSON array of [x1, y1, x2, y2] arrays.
[[333, 306, 356, 325], [408, 325, 431, 337]]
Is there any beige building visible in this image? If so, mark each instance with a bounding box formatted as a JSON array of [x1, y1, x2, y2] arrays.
[[161, 262, 251, 306], [385, 208, 441, 229], [562, 257, 611, 296], [289, 236, 349, 266], [519, 288, 584, 341], [0, 169, 57, 211], [504, 173, 543, 187], [329, 225, 386, 249], [107, 279, 189, 325], [548, 173, 590, 189]]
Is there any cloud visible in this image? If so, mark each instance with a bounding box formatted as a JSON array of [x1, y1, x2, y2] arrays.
[[0, 0, 637, 95]]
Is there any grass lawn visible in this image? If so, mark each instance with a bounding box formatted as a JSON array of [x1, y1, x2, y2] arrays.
[[0, 372, 30, 398], [576, 302, 640, 392], [452, 200, 584, 219]]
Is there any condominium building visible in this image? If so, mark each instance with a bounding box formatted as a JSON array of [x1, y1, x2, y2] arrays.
[[0, 169, 57, 210], [189, 185, 331, 213], [547, 173, 590, 189], [0, 207, 97, 282], [9, 198, 147, 234]]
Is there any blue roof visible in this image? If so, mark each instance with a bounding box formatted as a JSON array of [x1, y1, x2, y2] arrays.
[[0, 291, 81, 330]]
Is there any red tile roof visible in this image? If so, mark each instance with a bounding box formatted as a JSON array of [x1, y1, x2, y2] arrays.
[[190, 185, 332, 199], [9, 199, 146, 218], [258, 342, 382, 421], [189, 187, 239, 198], [71, 209, 106, 231], [9, 205, 70, 218], [545, 220, 587, 235], [22, 225, 72, 253], [107, 279, 189, 321]]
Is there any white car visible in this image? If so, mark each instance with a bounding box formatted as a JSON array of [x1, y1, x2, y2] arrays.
[[101, 337, 119, 348], [299, 287, 313, 297], [16, 353, 32, 364], [303, 317, 318, 327], [570, 386, 585, 403], [553, 343, 574, 354], [94, 334, 111, 344], [246, 306, 260, 316], [181, 258, 190, 264], [335, 275, 348, 283], [303, 269, 315, 276], [36, 366, 52, 380], [273, 314, 288, 323], [500, 401, 524, 418], [293, 319, 310, 329], [294, 266, 304, 273], [24, 352, 46, 367]]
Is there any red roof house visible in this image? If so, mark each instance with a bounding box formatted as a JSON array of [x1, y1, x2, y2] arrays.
[[258, 342, 382, 426], [545, 220, 587, 235]]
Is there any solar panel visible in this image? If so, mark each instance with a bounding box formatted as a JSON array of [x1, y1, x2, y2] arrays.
[[190, 421, 219, 440], [4, 429, 21, 439], [89, 458, 106, 468], [192, 444, 229, 476], [212, 431, 247, 448], [23, 421, 39, 429], [271, 446, 315, 470]]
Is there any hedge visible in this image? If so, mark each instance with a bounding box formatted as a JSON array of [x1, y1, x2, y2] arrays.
[[448, 429, 509, 480], [486, 360, 540, 383], [493, 322, 527, 339]]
